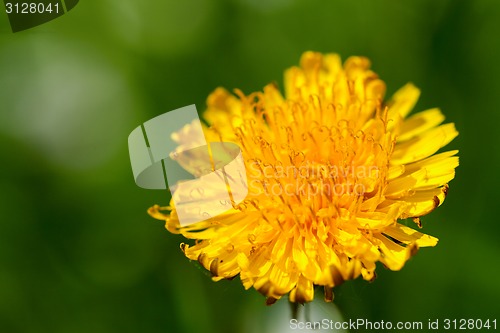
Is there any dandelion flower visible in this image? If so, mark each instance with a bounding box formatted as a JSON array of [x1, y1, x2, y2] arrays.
[[149, 52, 459, 304]]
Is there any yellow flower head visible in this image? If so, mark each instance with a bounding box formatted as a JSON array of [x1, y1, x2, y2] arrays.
[[149, 52, 459, 304]]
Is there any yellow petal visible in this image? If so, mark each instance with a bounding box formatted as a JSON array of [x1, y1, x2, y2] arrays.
[[384, 224, 438, 247], [387, 83, 421, 125], [397, 187, 448, 217], [375, 234, 411, 271], [289, 275, 314, 303], [387, 164, 405, 181], [397, 108, 445, 142], [391, 123, 458, 165], [403, 150, 459, 175]]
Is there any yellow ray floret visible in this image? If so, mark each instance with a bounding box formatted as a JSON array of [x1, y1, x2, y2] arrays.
[[149, 51, 458, 304]]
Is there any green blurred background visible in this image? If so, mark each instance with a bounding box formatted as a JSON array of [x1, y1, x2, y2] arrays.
[[0, 0, 499, 332]]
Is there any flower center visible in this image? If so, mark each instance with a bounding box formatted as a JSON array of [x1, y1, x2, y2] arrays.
[[234, 97, 393, 230]]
